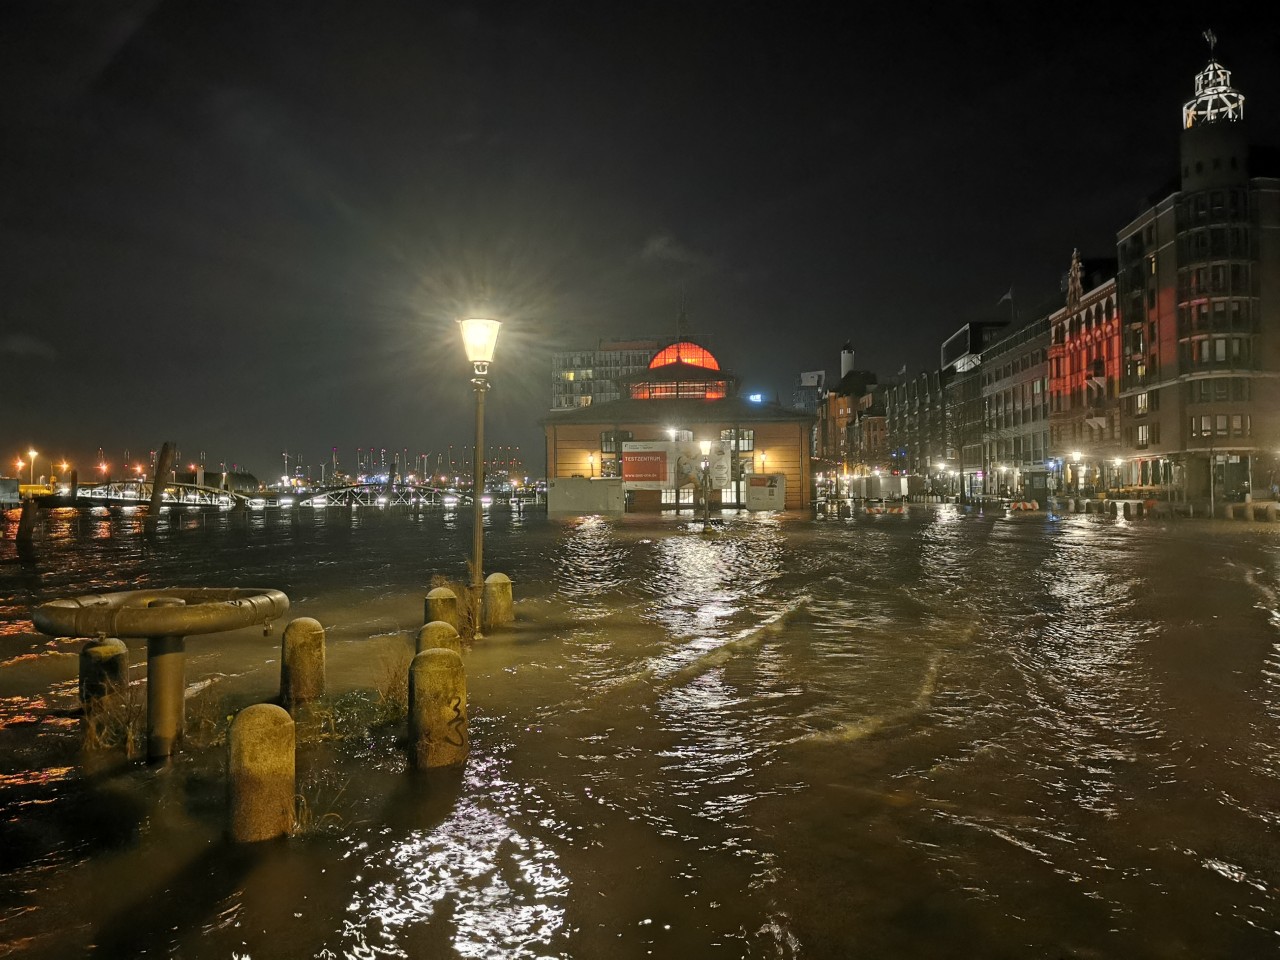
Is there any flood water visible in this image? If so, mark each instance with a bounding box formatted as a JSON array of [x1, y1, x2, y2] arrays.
[[1, 503, 1278, 958]]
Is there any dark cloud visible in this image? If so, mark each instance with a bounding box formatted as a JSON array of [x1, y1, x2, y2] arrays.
[[0, 335, 57, 360]]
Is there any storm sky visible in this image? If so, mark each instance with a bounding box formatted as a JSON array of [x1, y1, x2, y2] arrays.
[[3, 2, 1278, 479]]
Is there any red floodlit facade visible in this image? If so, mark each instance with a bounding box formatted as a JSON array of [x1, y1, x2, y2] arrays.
[[1048, 254, 1121, 494]]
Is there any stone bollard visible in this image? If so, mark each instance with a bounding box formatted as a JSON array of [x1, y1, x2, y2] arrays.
[[280, 618, 326, 712], [228, 704, 296, 842], [424, 587, 460, 632], [1122, 502, 1132, 520], [408, 649, 468, 768], [80, 637, 129, 710], [483, 573, 514, 630], [146, 598, 187, 761], [416, 620, 462, 655], [1107, 501, 1117, 518]]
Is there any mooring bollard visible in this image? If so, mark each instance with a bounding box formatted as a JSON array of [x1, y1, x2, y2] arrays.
[[416, 620, 462, 655], [145, 597, 186, 761], [280, 617, 326, 712], [16, 498, 36, 547], [408, 649, 468, 768], [80, 637, 129, 709], [483, 573, 513, 630], [424, 587, 460, 631], [228, 703, 295, 842]]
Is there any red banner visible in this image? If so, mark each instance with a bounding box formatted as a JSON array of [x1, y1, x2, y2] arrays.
[[622, 451, 667, 483]]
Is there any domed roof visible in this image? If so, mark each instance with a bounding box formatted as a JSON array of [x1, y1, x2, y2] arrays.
[[648, 341, 720, 371]]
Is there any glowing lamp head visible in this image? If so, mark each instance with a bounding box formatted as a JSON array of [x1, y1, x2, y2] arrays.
[[458, 317, 501, 367], [28, 449, 37, 460], [699, 440, 711, 456], [1071, 451, 1082, 462]]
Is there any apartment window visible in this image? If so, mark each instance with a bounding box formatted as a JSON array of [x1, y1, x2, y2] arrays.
[[1136, 424, 1150, 448], [1231, 415, 1244, 436], [1136, 392, 1149, 414], [721, 428, 754, 451], [1216, 415, 1228, 436]]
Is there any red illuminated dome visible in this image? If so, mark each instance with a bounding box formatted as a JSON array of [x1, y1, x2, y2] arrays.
[[648, 341, 720, 371], [627, 339, 734, 400]]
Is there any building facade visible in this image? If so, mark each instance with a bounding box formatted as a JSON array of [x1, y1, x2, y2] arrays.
[[982, 312, 1051, 498], [1048, 256, 1121, 496], [543, 339, 813, 510], [885, 370, 949, 484], [1115, 53, 1280, 501], [551, 338, 666, 410]]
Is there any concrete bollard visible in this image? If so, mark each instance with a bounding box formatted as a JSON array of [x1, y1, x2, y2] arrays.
[[1267, 503, 1278, 523], [280, 618, 326, 712], [228, 704, 296, 842], [80, 637, 129, 709], [1122, 502, 1132, 520], [1107, 501, 1117, 518], [416, 620, 462, 655], [483, 573, 514, 629], [145, 598, 187, 761], [408, 649, 468, 768], [424, 587, 460, 632]]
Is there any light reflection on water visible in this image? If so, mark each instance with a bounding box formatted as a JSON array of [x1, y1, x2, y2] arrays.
[[1, 506, 1279, 957]]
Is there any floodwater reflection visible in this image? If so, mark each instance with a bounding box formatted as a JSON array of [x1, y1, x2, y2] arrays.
[[1, 507, 1279, 957]]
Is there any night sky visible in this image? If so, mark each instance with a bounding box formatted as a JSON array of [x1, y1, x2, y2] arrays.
[[3, 2, 1279, 480]]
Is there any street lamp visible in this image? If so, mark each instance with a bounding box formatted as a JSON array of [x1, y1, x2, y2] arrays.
[[27, 449, 36, 485], [459, 316, 501, 639], [588, 453, 595, 477], [699, 440, 712, 530]]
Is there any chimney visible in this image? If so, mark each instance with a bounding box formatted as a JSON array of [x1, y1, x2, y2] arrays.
[[840, 342, 855, 378]]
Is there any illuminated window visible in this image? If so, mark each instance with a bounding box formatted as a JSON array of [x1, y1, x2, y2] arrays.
[[648, 341, 720, 371]]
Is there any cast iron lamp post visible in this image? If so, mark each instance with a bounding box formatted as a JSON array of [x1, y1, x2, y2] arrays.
[[459, 317, 501, 638]]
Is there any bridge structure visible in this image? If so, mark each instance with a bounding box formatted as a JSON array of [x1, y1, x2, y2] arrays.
[[64, 480, 537, 511], [291, 483, 469, 508], [73, 480, 242, 508]]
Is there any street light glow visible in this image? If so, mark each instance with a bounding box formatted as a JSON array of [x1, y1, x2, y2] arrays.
[[458, 317, 501, 365]]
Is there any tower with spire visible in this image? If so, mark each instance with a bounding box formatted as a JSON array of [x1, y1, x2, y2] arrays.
[[1112, 31, 1280, 503], [1182, 31, 1245, 128], [1180, 32, 1249, 194]]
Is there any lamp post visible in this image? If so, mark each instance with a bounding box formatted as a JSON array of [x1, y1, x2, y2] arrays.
[[699, 440, 712, 531], [459, 317, 501, 639], [27, 449, 36, 486], [588, 453, 595, 478]]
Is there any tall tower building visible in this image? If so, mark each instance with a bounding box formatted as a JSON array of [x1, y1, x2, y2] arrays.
[[1116, 38, 1280, 500]]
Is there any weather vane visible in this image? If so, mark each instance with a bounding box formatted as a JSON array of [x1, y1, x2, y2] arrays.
[[1203, 29, 1217, 53]]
